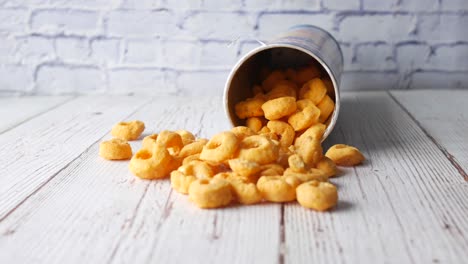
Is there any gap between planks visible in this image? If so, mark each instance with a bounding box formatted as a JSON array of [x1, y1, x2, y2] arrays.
[[387, 91, 468, 181]]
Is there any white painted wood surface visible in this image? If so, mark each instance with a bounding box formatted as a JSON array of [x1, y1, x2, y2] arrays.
[[0, 96, 72, 133], [0, 91, 467, 264], [391, 90, 468, 178]]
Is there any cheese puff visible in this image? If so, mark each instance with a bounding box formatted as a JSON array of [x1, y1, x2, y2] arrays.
[[170, 170, 197, 194], [200, 131, 239, 163], [296, 180, 338, 211], [157, 130, 184, 155], [316, 156, 338, 177], [262, 96, 297, 120], [317, 95, 335, 123], [295, 123, 326, 147], [325, 144, 365, 166], [287, 99, 320, 131], [295, 65, 320, 86], [246, 117, 264, 133], [175, 130, 196, 145], [266, 80, 297, 100], [142, 134, 158, 150], [178, 138, 208, 158], [111, 120, 145, 141], [262, 70, 286, 92], [296, 136, 323, 167], [283, 168, 328, 182], [257, 176, 296, 202], [228, 159, 261, 181], [99, 138, 132, 160], [299, 78, 327, 104], [188, 178, 233, 209], [267, 120, 295, 148], [235, 96, 265, 119], [129, 144, 174, 179], [238, 135, 279, 165], [231, 126, 256, 140]]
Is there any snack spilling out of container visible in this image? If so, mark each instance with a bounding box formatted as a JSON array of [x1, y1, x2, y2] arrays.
[[99, 25, 365, 211]]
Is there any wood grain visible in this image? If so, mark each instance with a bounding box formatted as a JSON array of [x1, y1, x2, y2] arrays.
[[0, 96, 72, 134], [391, 90, 468, 179], [0, 97, 281, 264], [285, 92, 468, 264], [0, 96, 150, 220]]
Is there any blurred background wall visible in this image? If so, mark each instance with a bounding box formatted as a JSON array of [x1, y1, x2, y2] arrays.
[[0, 0, 467, 96]]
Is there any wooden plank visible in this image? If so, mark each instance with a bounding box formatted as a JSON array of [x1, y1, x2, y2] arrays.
[[284, 91, 468, 264], [0, 96, 72, 134], [0, 96, 150, 220], [0, 97, 282, 264], [391, 90, 468, 178]]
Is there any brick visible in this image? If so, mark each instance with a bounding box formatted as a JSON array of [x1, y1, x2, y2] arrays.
[[90, 38, 120, 65], [257, 13, 335, 40], [123, 39, 160, 64], [108, 68, 176, 94], [164, 0, 202, 10], [56, 37, 89, 62], [338, 15, 416, 42], [410, 71, 468, 89], [0, 64, 33, 92], [202, 0, 241, 10], [441, 0, 468, 11], [0, 9, 29, 34], [176, 71, 228, 96], [0, 36, 17, 63], [161, 41, 201, 69], [183, 12, 254, 40], [31, 9, 100, 35], [363, 0, 439, 11], [119, 0, 165, 9], [351, 43, 396, 70], [16, 36, 55, 64], [244, 0, 320, 11], [106, 10, 176, 38], [323, 0, 359, 10], [418, 15, 468, 43], [340, 71, 399, 90], [396, 43, 430, 71], [36, 64, 104, 93], [47, 0, 119, 9], [428, 44, 468, 71], [200, 41, 238, 69]]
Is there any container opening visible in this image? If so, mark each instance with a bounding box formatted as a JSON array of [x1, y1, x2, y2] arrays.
[[226, 46, 337, 129]]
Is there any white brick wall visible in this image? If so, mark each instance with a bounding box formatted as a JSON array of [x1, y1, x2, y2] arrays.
[[0, 0, 467, 95]]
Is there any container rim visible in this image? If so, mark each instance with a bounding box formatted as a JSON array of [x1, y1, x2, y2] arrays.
[[223, 43, 341, 141]]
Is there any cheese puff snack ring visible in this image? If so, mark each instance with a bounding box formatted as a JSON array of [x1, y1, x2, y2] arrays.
[[316, 157, 338, 177], [111, 120, 145, 141], [266, 80, 297, 100], [99, 138, 132, 160], [231, 126, 256, 140], [262, 96, 297, 120], [296, 180, 338, 211], [170, 170, 197, 194], [226, 177, 263, 205], [317, 95, 335, 123], [228, 159, 261, 180], [281, 174, 302, 188], [129, 144, 174, 179], [142, 134, 158, 150], [258, 126, 279, 141], [200, 131, 239, 163], [175, 130, 196, 145], [257, 176, 296, 202], [296, 65, 320, 86], [283, 168, 328, 182], [288, 154, 306, 173], [258, 164, 285, 177], [288, 100, 321, 131], [235, 96, 265, 119], [300, 78, 327, 104], [156, 130, 184, 154], [295, 123, 326, 147], [277, 146, 293, 168], [267, 121, 295, 148], [262, 70, 286, 92], [188, 178, 233, 209], [246, 117, 263, 133], [178, 139, 208, 158], [178, 160, 215, 179], [296, 136, 323, 167], [325, 144, 365, 166], [182, 153, 201, 165], [238, 135, 279, 165]]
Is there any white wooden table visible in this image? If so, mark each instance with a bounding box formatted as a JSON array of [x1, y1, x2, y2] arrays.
[[0, 90, 467, 264]]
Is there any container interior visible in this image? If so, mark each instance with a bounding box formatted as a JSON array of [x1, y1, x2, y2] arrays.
[[226, 46, 337, 127]]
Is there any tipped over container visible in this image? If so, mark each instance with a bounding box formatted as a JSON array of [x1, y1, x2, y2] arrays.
[[223, 25, 344, 141]]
